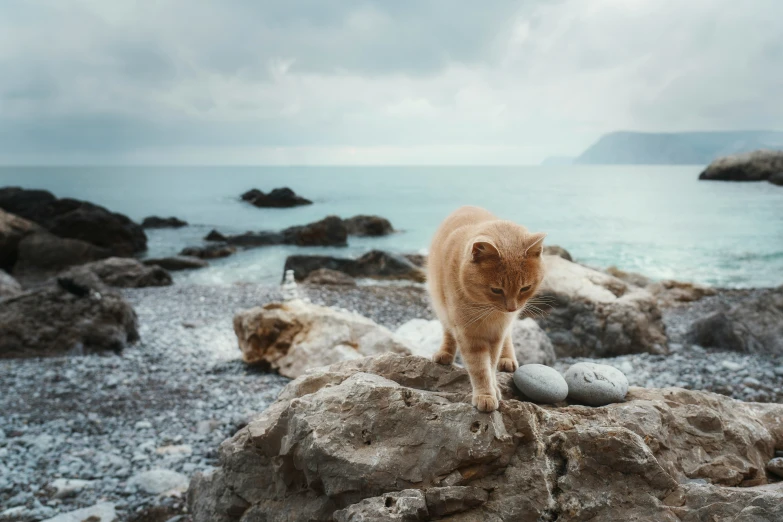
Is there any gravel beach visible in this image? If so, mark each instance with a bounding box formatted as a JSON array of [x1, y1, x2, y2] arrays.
[[2, 282, 782, 521]]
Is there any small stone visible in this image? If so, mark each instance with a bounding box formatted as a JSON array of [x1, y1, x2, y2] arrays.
[[743, 377, 762, 388], [721, 361, 744, 372], [40, 502, 116, 522], [134, 420, 152, 429], [774, 366, 783, 377], [564, 362, 629, 406], [513, 364, 568, 404], [196, 420, 220, 435], [155, 444, 192, 457], [127, 469, 188, 494], [49, 478, 94, 499], [767, 457, 783, 479]]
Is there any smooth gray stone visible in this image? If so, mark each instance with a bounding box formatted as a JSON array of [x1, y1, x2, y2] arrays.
[[513, 364, 568, 404], [564, 362, 629, 406]]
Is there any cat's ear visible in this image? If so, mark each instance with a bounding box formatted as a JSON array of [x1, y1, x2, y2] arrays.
[[524, 233, 547, 257], [470, 236, 499, 262]]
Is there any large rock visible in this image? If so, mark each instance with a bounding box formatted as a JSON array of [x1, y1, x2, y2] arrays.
[[63, 257, 172, 288], [224, 231, 285, 247], [686, 286, 783, 354], [303, 268, 357, 286], [13, 231, 112, 278], [606, 266, 717, 308], [282, 216, 348, 247], [232, 300, 412, 378], [284, 250, 425, 282], [0, 208, 41, 271], [0, 272, 139, 358], [143, 255, 208, 271], [180, 243, 236, 259], [543, 244, 573, 261], [141, 216, 188, 228], [188, 354, 783, 522], [699, 149, 783, 184], [536, 255, 667, 358], [343, 215, 394, 236], [0, 187, 147, 255], [241, 187, 312, 208], [395, 318, 555, 365], [0, 270, 21, 299]]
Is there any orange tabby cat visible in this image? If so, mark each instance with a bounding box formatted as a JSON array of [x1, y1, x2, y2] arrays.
[[427, 206, 547, 412]]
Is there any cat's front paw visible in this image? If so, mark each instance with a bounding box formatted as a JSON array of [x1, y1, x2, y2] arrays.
[[473, 393, 499, 412], [497, 357, 518, 372], [432, 351, 455, 365]]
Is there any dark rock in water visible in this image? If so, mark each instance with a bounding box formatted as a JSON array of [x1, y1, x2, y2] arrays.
[[0, 208, 41, 271], [241, 187, 312, 208], [284, 250, 425, 282], [180, 244, 236, 260], [0, 270, 22, 299], [303, 268, 357, 286], [187, 354, 783, 522], [141, 216, 188, 228], [343, 215, 394, 236], [0, 271, 138, 358], [63, 257, 172, 288], [204, 229, 227, 242], [698, 150, 783, 184], [686, 286, 783, 354], [282, 216, 347, 247], [143, 256, 208, 271], [543, 245, 573, 262], [404, 254, 426, 267], [13, 232, 112, 278], [225, 231, 284, 247], [0, 186, 147, 255]]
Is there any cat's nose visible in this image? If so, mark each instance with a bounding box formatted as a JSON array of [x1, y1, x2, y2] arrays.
[[506, 305, 517, 313]]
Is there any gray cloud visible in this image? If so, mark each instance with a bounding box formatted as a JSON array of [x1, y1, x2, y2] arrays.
[[0, 0, 780, 164]]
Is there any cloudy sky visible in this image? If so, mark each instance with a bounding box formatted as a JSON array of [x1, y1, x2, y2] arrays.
[[1, 0, 781, 165]]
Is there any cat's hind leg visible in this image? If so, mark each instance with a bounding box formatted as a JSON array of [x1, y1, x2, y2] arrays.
[[432, 327, 457, 365], [497, 332, 518, 372]]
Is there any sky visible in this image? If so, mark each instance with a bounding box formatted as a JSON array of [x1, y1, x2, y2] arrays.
[[0, 0, 781, 165]]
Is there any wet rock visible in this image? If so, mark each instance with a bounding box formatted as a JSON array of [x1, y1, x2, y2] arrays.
[[0, 187, 147, 255], [403, 254, 426, 267], [285, 250, 425, 282], [543, 244, 572, 261], [770, 171, 783, 186], [241, 187, 312, 208], [63, 257, 172, 288], [141, 216, 188, 228], [282, 216, 347, 247], [698, 149, 783, 185], [303, 268, 357, 286], [188, 354, 783, 521], [513, 364, 568, 404], [180, 244, 236, 260], [41, 502, 116, 522], [232, 299, 412, 377], [143, 255, 208, 271], [564, 361, 629, 406], [0, 270, 22, 299], [536, 255, 667, 358], [224, 231, 284, 247], [0, 272, 138, 358], [0, 208, 41, 271], [13, 231, 112, 278], [204, 229, 227, 242], [128, 469, 188, 495], [343, 215, 394, 237]]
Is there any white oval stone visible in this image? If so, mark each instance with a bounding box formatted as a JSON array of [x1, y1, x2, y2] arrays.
[[564, 362, 629, 406], [513, 364, 568, 404]]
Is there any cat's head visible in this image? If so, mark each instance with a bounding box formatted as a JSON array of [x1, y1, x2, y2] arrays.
[[459, 222, 546, 313]]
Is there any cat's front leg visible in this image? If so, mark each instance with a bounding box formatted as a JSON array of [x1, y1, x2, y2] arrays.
[[432, 328, 457, 365], [459, 334, 500, 412], [497, 333, 518, 372]]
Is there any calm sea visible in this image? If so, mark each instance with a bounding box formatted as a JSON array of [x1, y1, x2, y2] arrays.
[[1, 165, 781, 288]]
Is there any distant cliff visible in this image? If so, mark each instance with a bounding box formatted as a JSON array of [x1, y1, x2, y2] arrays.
[[575, 131, 783, 165]]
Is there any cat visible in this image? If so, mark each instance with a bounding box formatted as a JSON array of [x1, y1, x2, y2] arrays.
[[426, 206, 547, 412]]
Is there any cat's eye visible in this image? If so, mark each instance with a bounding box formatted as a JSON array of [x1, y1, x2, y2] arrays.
[[519, 285, 532, 293], [490, 287, 503, 295]]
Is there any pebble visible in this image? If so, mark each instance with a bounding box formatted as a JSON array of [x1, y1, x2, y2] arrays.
[[721, 361, 744, 372], [50, 478, 94, 499], [512, 364, 568, 404], [564, 362, 629, 406], [767, 457, 783, 479], [127, 469, 189, 495]]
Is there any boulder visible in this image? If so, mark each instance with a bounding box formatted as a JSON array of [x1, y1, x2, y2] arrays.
[[241, 187, 312, 207], [205, 229, 227, 242], [187, 354, 783, 522], [180, 244, 236, 259], [0, 208, 41, 271], [686, 286, 783, 354], [0, 187, 147, 255], [647, 279, 717, 307], [141, 216, 188, 228], [224, 231, 284, 247], [284, 250, 425, 282], [343, 215, 394, 236], [303, 268, 357, 286], [404, 253, 426, 267], [543, 244, 573, 262], [698, 149, 783, 184], [0, 272, 138, 358], [0, 270, 22, 299], [232, 300, 412, 378], [63, 257, 172, 288], [770, 171, 783, 186], [143, 256, 209, 271], [536, 255, 667, 358], [394, 318, 555, 365], [282, 216, 348, 247], [13, 231, 112, 278]]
